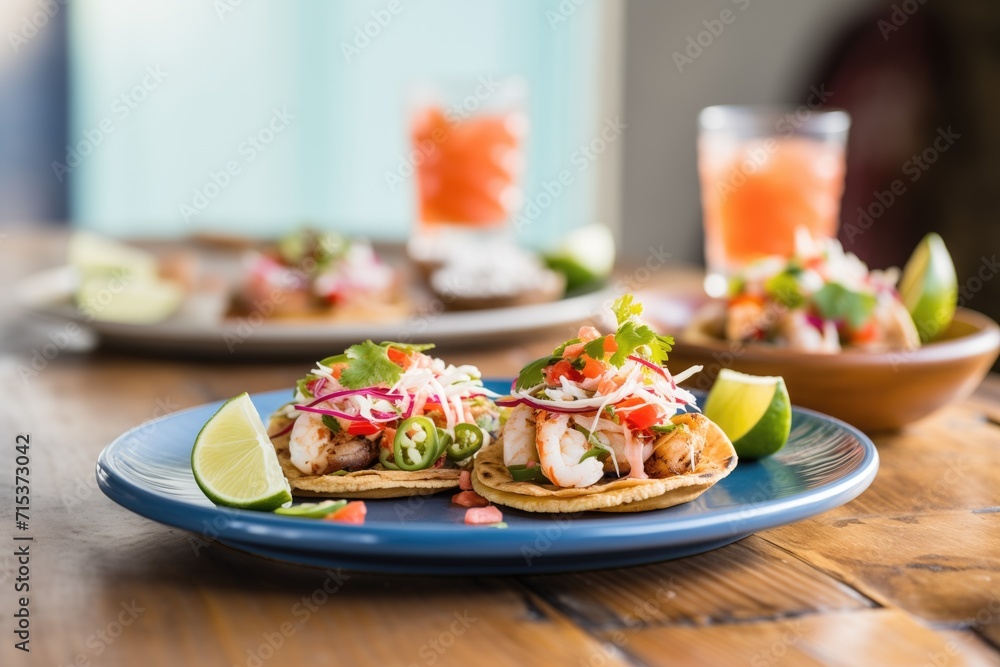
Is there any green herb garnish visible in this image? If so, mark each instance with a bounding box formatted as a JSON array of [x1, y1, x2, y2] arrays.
[[514, 355, 562, 391], [813, 283, 876, 329], [380, 341, 435, 354], [321, 415, 341, 433], [339, 340, 404, 389]]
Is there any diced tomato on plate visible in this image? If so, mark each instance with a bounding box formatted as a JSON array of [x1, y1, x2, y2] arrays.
[[326, 501, 367, 524], [452, 490, 489, 508], [464, 506, 504, 525]]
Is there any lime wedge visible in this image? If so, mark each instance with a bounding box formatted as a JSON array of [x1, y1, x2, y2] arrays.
[[191, 393, 292, 510], [899, 233, 958, 343], [76, 275, 183, 324], [543, 223, 616, 291], [274, 500, 347, 518], [704, 369, 791, 459], [68, 231, 158, 280]]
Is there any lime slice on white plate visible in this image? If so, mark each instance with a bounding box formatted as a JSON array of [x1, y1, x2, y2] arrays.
[[76, 275, 183, 324], [543, 223, 616, 291], [704, 369, 792, 460], [191, 393, 292, 510], [68, 231, 159, 280], [899, 232, 958, 343]]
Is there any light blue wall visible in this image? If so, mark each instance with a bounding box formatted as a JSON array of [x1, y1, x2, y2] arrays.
[[69, 0, 605, 248]]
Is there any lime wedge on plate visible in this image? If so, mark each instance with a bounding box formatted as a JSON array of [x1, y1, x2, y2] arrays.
[[274, 500, 347, 518], [899, 233, 958, 343], [68, 231, 159, 280], [543, 223, 616, 291], [704, 369, 792, 460], [76, 275, 183, 324], [191, 393, 292, 510]]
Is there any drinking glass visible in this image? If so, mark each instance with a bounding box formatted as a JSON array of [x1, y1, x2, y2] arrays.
[[697, 105, 851, 296], [408, 77, 528, 256]]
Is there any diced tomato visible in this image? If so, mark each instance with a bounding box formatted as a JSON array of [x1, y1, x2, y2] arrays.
[[347, 421, 381, 436], [580, 355, 605, 379], [624, 404, 660, 431], [464, 506, 504, 525], [562, 342, 586, 358], [386, 346, 412, 369], [729, 293, 764, 308], [452, 490, 489, 507], [544, 359, 583, 386], [459, 470, 472, 490], [326, 501, 367, 524], [597, 375, 623, 395], [578, 325, 601, 342], [852, 320, 879, 344], [616, 396, 646, 408], [603, 336, 618, 353]]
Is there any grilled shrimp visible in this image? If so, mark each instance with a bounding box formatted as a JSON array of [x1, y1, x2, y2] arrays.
[[568, 415, 652, 476], [726, 299, 766, 341], [535, 411, 604, 488], [503, 404, 538, 466], [645, 413, 707, 478], [289, 412, 378, 475], [863, 298, 920, 352]]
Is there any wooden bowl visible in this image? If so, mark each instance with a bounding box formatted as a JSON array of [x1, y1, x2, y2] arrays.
[[661, 307, 1000, 432]]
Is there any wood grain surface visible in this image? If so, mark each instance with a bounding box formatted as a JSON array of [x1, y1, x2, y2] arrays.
[[1, 230, 998, 667]]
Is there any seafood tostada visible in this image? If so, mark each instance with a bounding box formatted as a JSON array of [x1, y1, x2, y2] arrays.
[[472, 295, 738, 513], [268, 341, 500, 498]]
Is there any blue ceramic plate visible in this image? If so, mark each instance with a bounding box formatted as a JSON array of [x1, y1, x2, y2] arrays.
[[96, 381, 878, 574]]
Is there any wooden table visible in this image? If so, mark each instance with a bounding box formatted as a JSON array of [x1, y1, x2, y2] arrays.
[[2, 230, 999, 666]]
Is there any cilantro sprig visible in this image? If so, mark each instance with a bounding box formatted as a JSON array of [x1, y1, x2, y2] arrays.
[[606, 294, 673, 366], [812, 283, 876, 329], [339, 341, 405, 389], [512, 294, 676, 390], [514, 355, 562, 391]]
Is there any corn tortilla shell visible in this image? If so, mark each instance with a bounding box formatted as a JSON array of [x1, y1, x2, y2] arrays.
[[269, 416, 460, 498], [471, 413, 737, 513]]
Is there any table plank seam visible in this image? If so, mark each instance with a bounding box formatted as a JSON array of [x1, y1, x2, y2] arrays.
[[509, 580, 651, 667]]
